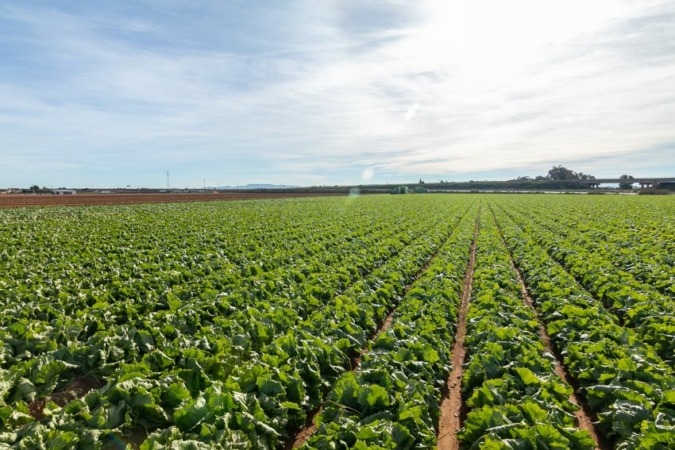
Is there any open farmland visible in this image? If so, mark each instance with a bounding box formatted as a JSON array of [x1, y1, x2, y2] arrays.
[[0, 194, 673, 449], [0, 192, 338, 209]]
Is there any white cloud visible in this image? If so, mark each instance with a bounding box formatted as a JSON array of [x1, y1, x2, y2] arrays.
[[0, 0, 674, 187]]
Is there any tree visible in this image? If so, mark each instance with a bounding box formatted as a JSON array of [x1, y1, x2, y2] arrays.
[[577, 172, 595, 181], [547, 165, 578, 181], [29, 185, 40, 192], [546, 165, 596, 181], [619, 174, 635, 190]]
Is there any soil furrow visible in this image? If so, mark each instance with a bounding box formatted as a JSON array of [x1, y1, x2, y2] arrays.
[[436, 211, 480, 450]]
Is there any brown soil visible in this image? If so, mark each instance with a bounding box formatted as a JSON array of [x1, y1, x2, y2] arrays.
[[28, 375, 103, 420], [0, 192, 340, 209], [437, 213, 480, 450], [286, 407, 323, 450]]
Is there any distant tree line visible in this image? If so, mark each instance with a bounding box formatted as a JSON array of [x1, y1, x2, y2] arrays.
[[513, 166, 636, 189], [514, 165, 596, 182]]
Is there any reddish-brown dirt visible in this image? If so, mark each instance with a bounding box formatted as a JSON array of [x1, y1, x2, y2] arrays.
[[28, 375, 103, 420], [287, 407, 323, 449], [0, 192, 340, 208], [437, 214, 480, 450]]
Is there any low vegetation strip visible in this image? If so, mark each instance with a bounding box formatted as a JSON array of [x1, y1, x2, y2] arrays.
[[494, 208, 675, 449], [456, 209, 595, 449], [0, 192, 337, 209]]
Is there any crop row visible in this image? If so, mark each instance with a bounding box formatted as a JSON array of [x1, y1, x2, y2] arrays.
[[505, 195, 674, 295], [520, 201, 674, 297], [2, 194, 672, 449], [458, 209, 594, 449], [495, 203, 674, 364], [301, 204, 476, 448], [0, 199, 425, 326], [492, 205, 675, 449]]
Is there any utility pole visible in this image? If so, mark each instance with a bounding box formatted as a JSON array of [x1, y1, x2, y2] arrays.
[[166, 171, 170, 190]]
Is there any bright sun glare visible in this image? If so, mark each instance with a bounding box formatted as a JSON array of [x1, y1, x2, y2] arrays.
[[410, 0, 635, 86]]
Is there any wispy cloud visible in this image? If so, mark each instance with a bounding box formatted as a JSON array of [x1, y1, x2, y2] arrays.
[[0, 0, 674, 187]]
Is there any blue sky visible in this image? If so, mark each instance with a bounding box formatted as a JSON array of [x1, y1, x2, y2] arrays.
[[1, 0, 674, 188]]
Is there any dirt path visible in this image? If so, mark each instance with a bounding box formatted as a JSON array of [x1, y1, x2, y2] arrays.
[[489, 206, 606, 450], [287, 406, 323, 450], [436, 213, 480, 450]]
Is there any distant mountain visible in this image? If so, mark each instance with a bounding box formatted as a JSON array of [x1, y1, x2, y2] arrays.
[[215, 183, 299, 190]]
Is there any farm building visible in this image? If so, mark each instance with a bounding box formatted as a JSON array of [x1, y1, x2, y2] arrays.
[[52, 189, 77, 195]]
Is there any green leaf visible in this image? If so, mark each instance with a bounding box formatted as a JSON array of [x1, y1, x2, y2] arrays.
[[259, 378, 284, 397], [32, 359, 77, 388], [45, 430, 80, 449], [174, 396, 208, 431], [513, 367, 540, 387], [528, 423, 570, 449], [458, 406, 504, 444], [357, 384, 390, 414], [130, 387, 170, 428], [9, 378, 36, 403], [106, 401, 128, 429], [520, 401, 547, 425], [160, 382, 192, 410], [599, 400, 651, 439]]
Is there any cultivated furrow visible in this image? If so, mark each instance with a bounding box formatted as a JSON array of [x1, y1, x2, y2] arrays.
[[437, 209, 480, 450]]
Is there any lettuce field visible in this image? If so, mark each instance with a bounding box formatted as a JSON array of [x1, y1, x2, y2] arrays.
[[0, 194, 673, 449]]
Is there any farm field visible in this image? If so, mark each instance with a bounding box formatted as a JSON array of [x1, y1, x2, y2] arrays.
[[0, 194, 673, 449], [0, 193, 337, 209]]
